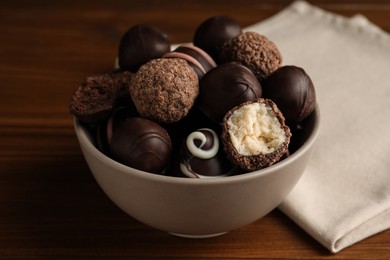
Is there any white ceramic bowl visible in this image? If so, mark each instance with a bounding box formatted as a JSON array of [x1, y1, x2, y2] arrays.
[[74, 108, 320, 237]]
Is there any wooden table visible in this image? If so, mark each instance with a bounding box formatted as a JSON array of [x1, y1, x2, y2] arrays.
[[1, 0, 389, 258]]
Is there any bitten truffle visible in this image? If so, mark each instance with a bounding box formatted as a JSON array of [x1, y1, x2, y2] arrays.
[[263, 65, 316, 126], [220, 32, 282, 82], [130, 58, 199, 123], [178, 128, 236, 178], [110, 117, 172, 174], [197, 62, 262, 123], [69, 71, 133, 124], [222, 98, 291, 171]]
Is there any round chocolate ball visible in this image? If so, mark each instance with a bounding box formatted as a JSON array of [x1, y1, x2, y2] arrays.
[[110, 117, 172, 174], [95, 104, 138, 155], [106, 106, 138, 144], [221, 98, 291, 171], [178, 128, 236, 178], [163, 44, 217, 80], [220, 31, 282, 82], [118, 24, 170, 72], [130, 58, 199, 123], [197, 62, 262, 123], [263, 65, 316, 125], [193, 15, 242, 63]]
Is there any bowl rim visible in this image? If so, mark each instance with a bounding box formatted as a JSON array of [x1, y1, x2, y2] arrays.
[[74, 105, 320, 186]]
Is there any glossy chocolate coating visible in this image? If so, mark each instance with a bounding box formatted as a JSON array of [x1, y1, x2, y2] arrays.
[[106, 106, 137, 143], [179, 128, 235, 178], [263, 66, 316, 125], [118, 24, 170, 72], [193, 16, 242, 63], [110, 117, 172, 174], [197, 62, 262, 123], [95, 105, 138, 154]]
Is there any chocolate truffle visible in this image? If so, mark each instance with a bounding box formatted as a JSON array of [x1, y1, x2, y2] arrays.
[[163, 44, 217, 79], [193, 15, 242, 63], [110, 117, 172, 174], [197, 62, 262, 123], [130, 58, 199, 123], [220, 31, 282, 82], [179, 128, 236, 178], [69, 71, 133, 124], [96, 106, 139, 155], [263, 66, 316, 125], [118, 24, 170, 72], [222, 98, 291, 171]]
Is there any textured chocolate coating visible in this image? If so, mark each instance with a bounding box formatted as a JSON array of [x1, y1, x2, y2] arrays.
[[69, 71, 133, 124], [197, 62, 262, 123], [220, 32, 282, 82], [193, 15, 242, 63], [263, 65, 316, 125], [118, 24, 170, 72], [178, 128, 236, 178], [110, 117, 172, 174], [221, 98, 291, 171], [130, 58, 199, 123], [163, 44, 217, 79]]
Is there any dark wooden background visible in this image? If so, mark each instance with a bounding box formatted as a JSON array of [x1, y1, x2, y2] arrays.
[[1, 0, 389, 259]]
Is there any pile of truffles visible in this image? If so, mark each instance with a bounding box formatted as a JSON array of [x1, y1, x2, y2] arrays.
[[70, 16, 316, 178]]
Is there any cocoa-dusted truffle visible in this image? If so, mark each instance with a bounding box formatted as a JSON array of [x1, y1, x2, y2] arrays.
[[263, 65, 316, 126], [163, 44, 217, 79], [70, 71, 133, 124], [197, 62, 262, 123], [222, 98, 291, 171], [178, 128, 236, 178], [220, 31, 282, 82], [130, 58, 199, 123], [110, 117, 172, 174], [118, 24, 170, 72], [193, 15, 242, 63]]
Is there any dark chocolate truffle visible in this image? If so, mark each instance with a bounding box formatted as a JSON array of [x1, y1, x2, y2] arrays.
[[163, 44, 217, 79], [118, 24, 170, 72], [193, 15, 242, 63], [220, 31, 282, 82], [130, 58, 199, 123], [197, 62, 262, 123], [263, 66, 316, 125], [69, 71, 133, 124], [178, 128, 236, 178], [96, 106, 139, 155], [110, 117, 172, 174], [222, 98, 291, 171]]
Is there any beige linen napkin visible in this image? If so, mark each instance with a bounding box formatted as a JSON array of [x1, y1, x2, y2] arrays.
[[245, 1, 390, 253]]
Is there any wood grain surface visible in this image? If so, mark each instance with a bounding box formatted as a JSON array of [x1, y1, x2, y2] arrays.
[[1, 0, 390, 259]]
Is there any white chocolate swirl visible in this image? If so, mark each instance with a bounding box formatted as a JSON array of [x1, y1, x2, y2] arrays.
[[186, 128, 219, 159]]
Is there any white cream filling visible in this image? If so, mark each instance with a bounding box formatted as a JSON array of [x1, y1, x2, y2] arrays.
[[227, 102, 286, 156]]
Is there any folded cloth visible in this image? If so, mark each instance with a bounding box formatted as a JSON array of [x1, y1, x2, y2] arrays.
[[245, 0, 390, 253]]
